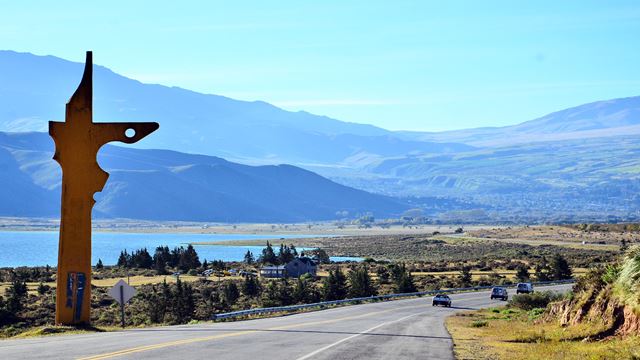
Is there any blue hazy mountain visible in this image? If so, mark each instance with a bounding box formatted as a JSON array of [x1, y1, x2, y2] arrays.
[[2, 50, 640, 223], [0, 132, 407, 222], [400, 96, 640, 147], [0, 50, 472, 164]]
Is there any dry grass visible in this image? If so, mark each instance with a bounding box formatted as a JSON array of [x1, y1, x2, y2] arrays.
[[10, 325, 113, 339], [0, 274, 241, 293], [91, 274, 241, 287], [412, 268, 588, 280], [466, 226, 628, 250], [446, 308, 640, 360]]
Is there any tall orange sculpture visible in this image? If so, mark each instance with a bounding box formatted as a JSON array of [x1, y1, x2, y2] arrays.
[[49, 52, 159, 325]]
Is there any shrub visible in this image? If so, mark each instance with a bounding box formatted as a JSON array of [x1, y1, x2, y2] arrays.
[[527, 308, 545, 320], [573, 267, 606, 293], [509, 291, 563, 311], [470, 320, 488, 328], [602, 264, 620, 285], [614, 245, 640, 309]]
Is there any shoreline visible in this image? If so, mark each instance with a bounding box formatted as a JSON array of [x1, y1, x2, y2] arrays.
[[0, 217, 488, 237]]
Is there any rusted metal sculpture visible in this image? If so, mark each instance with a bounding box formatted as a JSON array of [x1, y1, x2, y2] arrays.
[[49, 52, 159, 325]]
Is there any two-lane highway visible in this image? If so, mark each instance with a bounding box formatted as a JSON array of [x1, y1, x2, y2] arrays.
[[0, 284, 571, 360]]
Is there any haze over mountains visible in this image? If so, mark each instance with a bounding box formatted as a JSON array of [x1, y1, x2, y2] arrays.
[[0, 50, 471, 165], [1, 50, 639, 223], [0, 132, 407, 222]]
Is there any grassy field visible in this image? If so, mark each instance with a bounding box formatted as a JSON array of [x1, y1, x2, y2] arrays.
[[446, 307, 640, 360]]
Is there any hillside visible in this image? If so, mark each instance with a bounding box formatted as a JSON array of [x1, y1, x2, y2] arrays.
[[0, 132, 407, 222], [0, 50, 471, 165], [402, 96, 640, 147], [3, 50, 640, 223], [329, 135, 640, 222]]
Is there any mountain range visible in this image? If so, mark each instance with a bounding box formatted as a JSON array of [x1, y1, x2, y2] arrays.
[[0, 131, 407, 222], [0, 50, 471, 166], [400, 96, 640, 147], [1, 50, 639, 223]]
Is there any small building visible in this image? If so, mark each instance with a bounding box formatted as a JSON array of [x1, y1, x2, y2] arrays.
[[259, 265, 286, 278], [284, 257, 317, 278], [259, 257, 317, 278]]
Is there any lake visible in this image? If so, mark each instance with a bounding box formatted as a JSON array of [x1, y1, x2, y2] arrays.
[[0, 231, 360, 267]]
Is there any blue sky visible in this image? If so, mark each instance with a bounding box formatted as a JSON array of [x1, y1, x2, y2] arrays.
[[2, 1, 640, 131]]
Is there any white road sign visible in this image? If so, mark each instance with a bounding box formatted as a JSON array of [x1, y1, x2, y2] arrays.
[[108, 279, 137, 304]]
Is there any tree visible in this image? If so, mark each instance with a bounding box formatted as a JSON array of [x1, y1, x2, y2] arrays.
[[117, 250, 130, 268], [276, 279, 293, 306], [178, 245, 201, 271], [37, 282, 49, 295], [169, 247, 183, 268], [172, 279, 195, 323], [387, 264, 417, 293], [132, 248, 153, 269], [311, 248, 330, 264], [145, 283, 168, 323], [261, 281, 281, 307], [388, 264, 405, 283], [242, 275, 261, 297], [277, 244, 295, 264], [0, 295, 16, 326], [259, 241, 278, 265], [244, 250, 255, 265], [534, 257, 551, 282], [222, 282, 240, 306], [396, 271, 417, 293], [621, 239, 629, 252], [515, 265, 530, 282], [95, 258, 104, 269], [153, 246, 171, 274], [458, 267, 472, 287], [376, 266, 390, 284], [261, 279, 292, 307], [5, 278, 27, 313], [323, 268, 348, 301], [159, 280, 171, 321], [348, 266, 376, 298], [550, 254, 572, 280], [292, 278, 309, 303], [211, 260, 225, 271]]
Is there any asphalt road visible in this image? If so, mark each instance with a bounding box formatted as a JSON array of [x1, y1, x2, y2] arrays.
[[0, 284, 571, 360]]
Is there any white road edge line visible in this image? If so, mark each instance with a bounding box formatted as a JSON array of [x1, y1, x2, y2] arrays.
[[295, 310, 425, 360]]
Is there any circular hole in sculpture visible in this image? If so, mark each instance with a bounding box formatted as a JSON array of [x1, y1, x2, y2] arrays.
[[125, 128, 136, 138]]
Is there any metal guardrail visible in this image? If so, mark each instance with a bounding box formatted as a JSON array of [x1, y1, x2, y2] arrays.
[[212, 279, 574, 320]]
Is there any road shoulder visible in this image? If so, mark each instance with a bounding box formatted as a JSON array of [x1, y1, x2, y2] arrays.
[[445, 307, 640, 360]]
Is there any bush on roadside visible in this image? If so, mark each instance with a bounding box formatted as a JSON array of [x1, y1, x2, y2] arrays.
[[509, 291, 563, 311], [470, 320, 488, 328]]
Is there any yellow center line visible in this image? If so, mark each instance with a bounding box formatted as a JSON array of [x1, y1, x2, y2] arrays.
[[78, 303, 429, 360]]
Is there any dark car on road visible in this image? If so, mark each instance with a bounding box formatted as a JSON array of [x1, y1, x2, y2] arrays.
[[516, 283, 534, 294], [490, 287, 508, 301], [432, 294, 452, 307]]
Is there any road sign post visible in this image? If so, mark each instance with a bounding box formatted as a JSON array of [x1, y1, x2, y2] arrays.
[[119, 285, 125, 328], [108, 280, 137, 328]]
